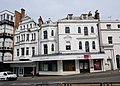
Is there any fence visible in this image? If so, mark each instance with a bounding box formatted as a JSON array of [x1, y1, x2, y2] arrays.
[[36, 82, 120, 86]]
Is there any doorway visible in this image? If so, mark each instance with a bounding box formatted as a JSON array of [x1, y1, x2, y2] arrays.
[[79, 60, 90, 73], [19, 67, 24, 76]]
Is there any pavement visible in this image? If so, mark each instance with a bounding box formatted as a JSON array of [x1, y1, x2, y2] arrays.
[[17, 70, 120, 81]]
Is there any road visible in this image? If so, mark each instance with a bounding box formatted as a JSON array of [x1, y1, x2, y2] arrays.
[[0, 70, 120, 86]]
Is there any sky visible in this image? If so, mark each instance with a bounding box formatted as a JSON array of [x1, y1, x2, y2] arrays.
[[0, 0, 120, 22]]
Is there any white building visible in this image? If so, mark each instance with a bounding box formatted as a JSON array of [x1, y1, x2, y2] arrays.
[[32, 11, 106, 75], [0, 10, 14, 71], [7, 9, 39, 76], [101, 20, 120, 70]]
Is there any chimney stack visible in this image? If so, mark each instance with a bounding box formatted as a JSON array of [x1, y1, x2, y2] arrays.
[[21, 8, 25, 19], [38, 16, 43, 26]]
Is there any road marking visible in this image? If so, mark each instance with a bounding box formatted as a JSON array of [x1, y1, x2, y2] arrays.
[[10, 83, 35, 85]]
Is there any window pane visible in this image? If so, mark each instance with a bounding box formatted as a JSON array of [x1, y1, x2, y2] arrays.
[[79, 41, 82, 49], [44, 31, 48, 39], [85, 41, 89, 52], [44, 44, 48, 54], [108, 37, 112, 44], [65, 27, 70, 33], [107, 24, 111, 29], [51, 30, 54, 36], [94, 59, 102, 70], [32, 47, 35, 55], [21, 48, 24, 55], [78, 27, 81, 33], [51, 44, 54, 51], [91, 27, 94, 33], [84, 27, 88, 35], [63, 60, 75, 71], [66, 45, 71, 50], [92, 41, 96, 49]]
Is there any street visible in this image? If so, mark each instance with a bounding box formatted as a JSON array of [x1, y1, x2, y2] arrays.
[[0, 70, 120, 86]]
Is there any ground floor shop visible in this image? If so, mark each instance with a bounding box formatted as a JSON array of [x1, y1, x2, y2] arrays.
[[36, 59, 104, 75], [5, 61, 36, 76], [33, 53, 105, 75], [6, 54, 105, 76]]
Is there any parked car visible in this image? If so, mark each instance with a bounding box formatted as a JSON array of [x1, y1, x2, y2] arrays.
[[0, 71, 17, 81]]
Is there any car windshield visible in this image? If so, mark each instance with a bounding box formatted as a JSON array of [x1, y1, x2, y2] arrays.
[[7, 72, 13, 75]]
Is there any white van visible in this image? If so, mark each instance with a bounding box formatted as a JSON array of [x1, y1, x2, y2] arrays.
[[0, 71, 17, 81]]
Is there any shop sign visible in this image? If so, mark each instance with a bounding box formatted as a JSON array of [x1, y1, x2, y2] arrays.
[[84, 54, 91, 59]]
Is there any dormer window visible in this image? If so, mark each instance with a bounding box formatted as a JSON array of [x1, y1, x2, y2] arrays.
[[106, 24, 111, 29], [81, 14, 88, 20], [30, 24, 32, 28]]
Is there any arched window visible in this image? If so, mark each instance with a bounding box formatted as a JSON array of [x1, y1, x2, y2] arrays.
[[79, 41, 82, 49], [51, 30, 54, 36], [84, 27, 88, 35], [91, 26, 94, 33], [51, 44, 54, 51], [78, 27, 81, 33], [92, 41, 96, 49], [85, 41, 89, 52]]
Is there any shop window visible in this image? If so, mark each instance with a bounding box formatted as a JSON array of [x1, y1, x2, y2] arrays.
[[39, 61, 57, 71], [94, 59, 102, 70], [63, 60, 75, 71]]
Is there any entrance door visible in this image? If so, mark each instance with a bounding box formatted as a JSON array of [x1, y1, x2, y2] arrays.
[[19, 67, 24, 76], [79, 60, 90, 73], [13, 67, 19, 76]]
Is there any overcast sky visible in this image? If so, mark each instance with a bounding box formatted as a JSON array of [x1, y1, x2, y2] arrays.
[[0, 0, 120, 22]]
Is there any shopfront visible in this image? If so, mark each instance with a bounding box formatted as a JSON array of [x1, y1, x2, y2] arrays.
[[5, 61, 36, 76], [32, 53, 105, 75]]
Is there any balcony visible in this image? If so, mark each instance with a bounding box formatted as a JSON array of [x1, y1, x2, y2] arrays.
[[0, 20, 14, 26], [0, 47, 13, 54], [0, 33, 13, 39]]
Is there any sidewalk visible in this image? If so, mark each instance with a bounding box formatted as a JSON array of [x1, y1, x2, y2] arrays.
[[17, 70, 120, 80]]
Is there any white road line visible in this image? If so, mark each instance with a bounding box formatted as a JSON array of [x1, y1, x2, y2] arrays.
[[10, 83, 35, 85]]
